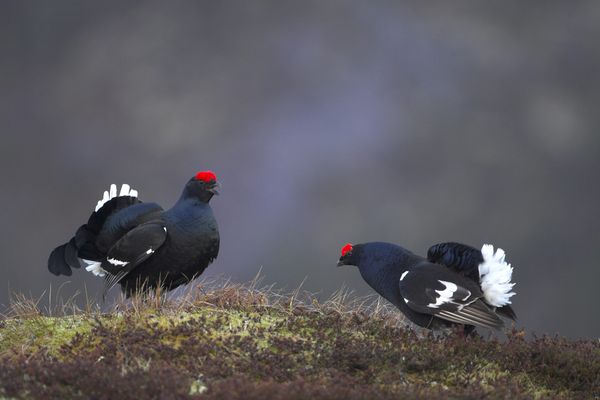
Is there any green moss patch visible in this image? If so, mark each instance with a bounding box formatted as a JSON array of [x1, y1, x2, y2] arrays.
[[0, 315, 96, 357]]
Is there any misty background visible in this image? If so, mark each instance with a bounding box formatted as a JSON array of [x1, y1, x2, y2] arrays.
[[1, 1, 599, 338]]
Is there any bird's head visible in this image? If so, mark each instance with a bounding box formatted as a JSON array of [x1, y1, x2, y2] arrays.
[[337, 243, 359, 267], [337, 241, 411, 270], [183, 170, 220, 202]]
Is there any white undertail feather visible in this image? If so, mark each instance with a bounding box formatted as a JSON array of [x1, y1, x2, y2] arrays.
[[94, 183, 138, 212], [82, 259, 106, 277], [478, 244, 516, 307]]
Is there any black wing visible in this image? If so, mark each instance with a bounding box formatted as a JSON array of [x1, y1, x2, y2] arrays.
[[101, 221, 167, 297], [92, 202, 164, 256], [427, 242, 517, 321], [399, 262, 504, 329]]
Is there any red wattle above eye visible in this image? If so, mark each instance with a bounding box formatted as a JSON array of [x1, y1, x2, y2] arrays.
[[195, 170, 217, 183], [341, 243, 353, 257]]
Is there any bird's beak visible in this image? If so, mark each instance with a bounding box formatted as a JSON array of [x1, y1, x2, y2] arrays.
[[336, 260, 344, 267], [208, 182, 221, 195]]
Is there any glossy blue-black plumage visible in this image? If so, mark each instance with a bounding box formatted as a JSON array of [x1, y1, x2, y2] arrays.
[[48, 175, 219, 296], [339, 242, 510, 330]]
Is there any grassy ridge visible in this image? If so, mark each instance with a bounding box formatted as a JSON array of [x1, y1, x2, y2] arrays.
[[0, 281, 598, 399]]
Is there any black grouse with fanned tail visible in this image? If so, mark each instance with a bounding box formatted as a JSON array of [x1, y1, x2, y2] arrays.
[[48, 171, 220, 297], [337, 241, 516, 331]]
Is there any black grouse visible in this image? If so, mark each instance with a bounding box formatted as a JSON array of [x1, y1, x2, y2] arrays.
[[48, 171, 220, 296], [337, 242, 516, 330]]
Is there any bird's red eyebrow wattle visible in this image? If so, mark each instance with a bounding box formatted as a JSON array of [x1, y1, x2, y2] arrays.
[[195, 170, 217, 183], [341, 243, 353, 257]]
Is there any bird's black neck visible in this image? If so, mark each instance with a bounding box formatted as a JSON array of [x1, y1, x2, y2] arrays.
[[178, 188, 214, 205]]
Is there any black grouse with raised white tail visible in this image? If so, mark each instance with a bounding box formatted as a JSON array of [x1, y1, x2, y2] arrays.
[[337, 242, 516, 330], [48, 171, 220, 296]]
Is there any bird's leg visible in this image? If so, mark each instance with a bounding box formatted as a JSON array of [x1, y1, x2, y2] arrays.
[[463, 324, 476, 336]]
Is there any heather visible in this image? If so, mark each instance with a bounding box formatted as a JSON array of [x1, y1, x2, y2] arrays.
[[1, 281, 598, 400]]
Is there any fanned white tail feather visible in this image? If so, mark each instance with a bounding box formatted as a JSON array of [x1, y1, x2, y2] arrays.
[[478, 244, 516, 307], [94, 183, 138, 212]]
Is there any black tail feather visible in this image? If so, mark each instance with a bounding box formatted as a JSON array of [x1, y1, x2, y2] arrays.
[[86, 196, 141, 234], [74, 224, 95, 248], [497, 305, 517, 321], [48, 237, 82, 276], [77, 242, 103, 261], [48, 244, 72, 276], [427, 242, 483, 282], [64, 238, 81, 269]]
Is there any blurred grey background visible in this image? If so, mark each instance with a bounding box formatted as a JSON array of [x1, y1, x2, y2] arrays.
[[1, 1, 599, 338]]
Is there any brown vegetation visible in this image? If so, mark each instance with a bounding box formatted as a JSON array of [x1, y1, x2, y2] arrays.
[[1, 279, 598, 399]]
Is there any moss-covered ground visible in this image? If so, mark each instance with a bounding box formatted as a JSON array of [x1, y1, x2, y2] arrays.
[[0, 281, 598, 399]]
